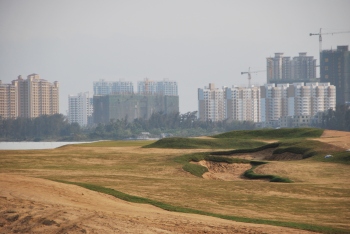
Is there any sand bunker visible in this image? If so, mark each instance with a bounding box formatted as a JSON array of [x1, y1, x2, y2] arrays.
[[192, 161, 252, 181]]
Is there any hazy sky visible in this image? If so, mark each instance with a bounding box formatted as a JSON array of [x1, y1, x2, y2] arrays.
[[1, 0, 350, 114]]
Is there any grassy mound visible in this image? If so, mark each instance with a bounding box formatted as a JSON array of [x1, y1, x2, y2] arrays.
[[143, 137, 266, 149], [213, 128, 324, 140], [273, 139, 348, 161]]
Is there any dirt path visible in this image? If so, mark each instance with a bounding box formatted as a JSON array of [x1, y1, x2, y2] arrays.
[[0, 174, 316, 234]]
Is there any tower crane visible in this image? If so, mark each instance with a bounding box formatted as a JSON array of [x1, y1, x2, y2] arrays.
[[310, 28, 350, 52], [241, 67, 265, 87]]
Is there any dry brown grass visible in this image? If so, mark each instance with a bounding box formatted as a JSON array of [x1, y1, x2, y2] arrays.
[[1, 131, 350, 233]]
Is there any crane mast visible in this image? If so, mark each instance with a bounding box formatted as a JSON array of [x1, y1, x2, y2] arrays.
[[310, 28, 350, 53], [241, 67, 265, 87]]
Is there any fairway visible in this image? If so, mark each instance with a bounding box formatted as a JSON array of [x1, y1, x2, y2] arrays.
[[1, 129, 350, 233]]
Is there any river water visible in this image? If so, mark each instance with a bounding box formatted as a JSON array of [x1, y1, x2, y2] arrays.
[[0, 142, 90, 150]]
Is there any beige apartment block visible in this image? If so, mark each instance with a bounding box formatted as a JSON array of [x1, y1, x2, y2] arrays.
[[225, 86, 260, 122], [260, 83, 289, 122], [0, 80, 18, 119], [198, 83, 225, 122], [287, 82, 336, 117], [14, 74, 59, 118], [262, 82, 336, 126]]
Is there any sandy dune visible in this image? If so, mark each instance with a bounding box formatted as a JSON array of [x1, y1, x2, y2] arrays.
[[0, 174, 315, 234]]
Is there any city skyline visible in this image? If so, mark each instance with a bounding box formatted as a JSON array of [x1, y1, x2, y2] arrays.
[[198, 82, 336, 128], [1, 1, 349, 114]]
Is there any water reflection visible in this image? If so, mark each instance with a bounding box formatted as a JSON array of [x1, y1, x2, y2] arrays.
[[0, 142, 89, 150]]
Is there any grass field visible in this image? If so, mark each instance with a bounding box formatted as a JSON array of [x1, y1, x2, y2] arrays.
[[1, 128, 350, 233]]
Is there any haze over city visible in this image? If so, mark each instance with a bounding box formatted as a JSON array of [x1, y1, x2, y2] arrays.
[[1, 0, 350, 114]]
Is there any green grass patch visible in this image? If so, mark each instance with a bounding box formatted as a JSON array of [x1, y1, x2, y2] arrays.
[[66, 140, 155, 148], [174, 152, 210, 177], [213, 128, 324, 140], [182, 163, 208, 177], [55, 180, 348, 234], [244, 163, 293, 183], [311, 150, 350, 164], [211, 142, 280, 155], [143, 137, 266, 149]]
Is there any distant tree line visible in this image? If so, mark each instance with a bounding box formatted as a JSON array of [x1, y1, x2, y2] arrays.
[[88, 111, 256, 140], [0, 114, 80, 141], [318, 105, 350, 131], [0, 112, 256, 141]]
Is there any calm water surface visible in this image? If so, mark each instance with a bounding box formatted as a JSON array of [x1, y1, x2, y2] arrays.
[[0, 142, 90, 150]]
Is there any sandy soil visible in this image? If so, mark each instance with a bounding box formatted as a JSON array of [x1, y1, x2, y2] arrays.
[[314, 129, 350, 150], [226, 148, 276, 161], [192, 161, 252, 181], [0, 174, 316, 234]]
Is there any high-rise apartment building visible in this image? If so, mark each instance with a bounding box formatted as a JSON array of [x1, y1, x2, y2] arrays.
[[137, 78, 178, 96], [260, 83, 289, 122], [291, 53, 317, 81], [156, 79, 178, 96], [93, 79, 134, 95], [13, 74, 59, 118], [261, 82, 335, 122], [287, 82, 336, 117], [0, 80, 18, 119], [225, 86, 260, 122], [198, 83, 225, 121], [267, 52, 317, 83], [320, 45, 350, 105], [68, 92, 93, 126], [137, 78, 157, 95], [198, 82, 335, 125], [267, 53, 288, 81]]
